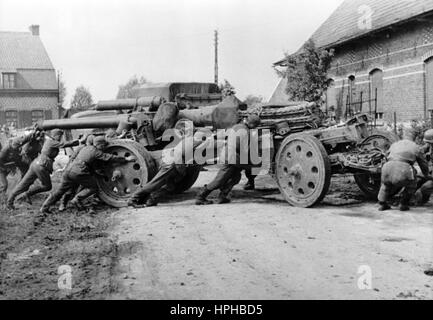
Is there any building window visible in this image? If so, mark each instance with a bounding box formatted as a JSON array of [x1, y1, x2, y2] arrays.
[[326, 79, 337, 115], [348, 75, 356, 103], [2, 73, 16, 89], [5, 110, 18, 128], [425, 57, 433, 115], [370, 69, 383, 117], [31, 110, 45, 124]]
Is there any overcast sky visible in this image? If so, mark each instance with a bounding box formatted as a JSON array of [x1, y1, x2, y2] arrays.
[[0, 0, 343, 104]]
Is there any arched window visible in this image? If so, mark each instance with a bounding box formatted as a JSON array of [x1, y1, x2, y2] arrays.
[[369, 69, 383, 119]]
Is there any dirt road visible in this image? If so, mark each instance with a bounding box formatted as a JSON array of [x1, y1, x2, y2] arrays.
[[110, 171, 433, 300], [1, 170, 432, 300]]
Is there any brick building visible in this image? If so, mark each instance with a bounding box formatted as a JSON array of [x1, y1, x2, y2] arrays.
[[272, 0, 433, 122], [0, 25, 59, 129]]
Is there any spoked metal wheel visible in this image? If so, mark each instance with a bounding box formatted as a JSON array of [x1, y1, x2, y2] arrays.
[[96, 140, 157, 208], [275, 134, 331, 208], [354, 131, 398, 199]]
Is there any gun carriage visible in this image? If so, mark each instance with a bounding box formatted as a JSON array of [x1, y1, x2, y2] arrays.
[[39, 83, 396, 208]]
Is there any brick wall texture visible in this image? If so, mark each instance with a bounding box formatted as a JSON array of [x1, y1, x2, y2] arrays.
[[326, 18, 433, 122]]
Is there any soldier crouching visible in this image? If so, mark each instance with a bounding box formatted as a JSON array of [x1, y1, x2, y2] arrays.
[[39, 136, 135, 215], [378, 130, 431, 212], [413, 129, 433, 205]]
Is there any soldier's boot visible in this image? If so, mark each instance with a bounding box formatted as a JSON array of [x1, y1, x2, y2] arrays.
[[58, 201, 67, 212], [127, 195, 148, 209], [40, 196, 53, 215], [216, 191, 231, 204], [195, 186, 213, 205], [70, 198, 85, 212], [400, 190, 412, 211], [378, 202, 391, 211], [145, 195, 159, 207], [5, 201, 15, 211], [414, 190, 424, 206], [20, 192, 32, 205], [87, 207, 97, 215], [399, 202, 410, 212], [415, 189, 431, 206], [243, 180, 255, 191]]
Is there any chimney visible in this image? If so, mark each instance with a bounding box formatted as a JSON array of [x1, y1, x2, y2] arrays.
[[29, 25, 39, 36]]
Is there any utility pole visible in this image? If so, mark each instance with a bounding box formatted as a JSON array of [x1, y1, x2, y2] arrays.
[[57, 70, 62, 119], [214, 30, 218, 85]]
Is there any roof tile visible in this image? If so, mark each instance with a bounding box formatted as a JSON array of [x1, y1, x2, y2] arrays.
[[0, 31, 54, 70], [311, 0, 433, 48]]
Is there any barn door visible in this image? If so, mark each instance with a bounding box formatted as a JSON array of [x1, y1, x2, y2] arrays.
[[426, 58, 433, 114]]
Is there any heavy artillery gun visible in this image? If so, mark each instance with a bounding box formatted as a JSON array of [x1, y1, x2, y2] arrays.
[[40, 91, 242, 208], [39, 88, 396, 208]]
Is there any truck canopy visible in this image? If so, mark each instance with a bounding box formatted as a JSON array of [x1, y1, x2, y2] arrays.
[[130, 82, 221, 102]]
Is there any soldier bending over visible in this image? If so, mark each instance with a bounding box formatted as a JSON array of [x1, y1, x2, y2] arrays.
[[378, 130, 431, 212], [6, 129, 79, 210], [195, 114, 261, 205], [39, 136, 135, 214]]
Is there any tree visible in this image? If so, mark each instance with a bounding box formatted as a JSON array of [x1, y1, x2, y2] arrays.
[[70, 85, 94, 109], [219, 80, 236, 98], [58, 79, 67, 108], [276, 39, 334, 103], [244, 95, 264, 108], [116, 75, 147, 99]]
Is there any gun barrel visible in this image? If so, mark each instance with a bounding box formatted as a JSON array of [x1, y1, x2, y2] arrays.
[[178, 96, 240, 129], [39, 115, 136, 130], [95, 96, 164, 111]]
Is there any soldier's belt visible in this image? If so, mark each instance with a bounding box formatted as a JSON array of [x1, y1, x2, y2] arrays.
[[389, 158, 415, 166]]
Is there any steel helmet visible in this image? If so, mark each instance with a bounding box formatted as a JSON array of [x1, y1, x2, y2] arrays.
[[93, 136, 108, 148], [424, 129, 433, 144], [51, 129, 64, 139], [246, 114, 261, 129]]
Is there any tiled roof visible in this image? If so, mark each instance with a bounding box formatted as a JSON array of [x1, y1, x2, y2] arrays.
[[0, 31, 54, 70], [275, 0, 433, 65], [312, 0, 433, 48]]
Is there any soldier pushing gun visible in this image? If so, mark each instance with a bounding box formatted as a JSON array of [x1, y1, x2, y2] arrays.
[[6, 129, 80, 210], [0, 127, 42, 206], [39, 136, 136, 215], [378, 130, 432, 212]]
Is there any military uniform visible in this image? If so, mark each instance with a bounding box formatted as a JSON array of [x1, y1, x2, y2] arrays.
[[378, 139, 430, 211], [129, 133, 205, 207], [7, 137, 79, 207], [243, 167, 256, 190], [414, 135, 433, 205], [129, 163, 187, 206], [196, 121, 257, 205], [41, 144, 127, 212], [20, 138, 43, 172], [0, 133, 34, 199]]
